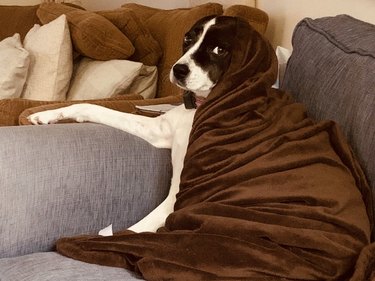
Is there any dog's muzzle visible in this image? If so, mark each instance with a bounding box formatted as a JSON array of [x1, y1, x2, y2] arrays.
[[173, 64, 190, 81]]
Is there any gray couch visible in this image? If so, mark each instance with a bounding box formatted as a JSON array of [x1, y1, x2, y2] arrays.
[[1, 14, 374, 281]]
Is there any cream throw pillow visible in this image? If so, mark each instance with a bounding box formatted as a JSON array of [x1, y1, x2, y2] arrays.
[[67, 58, 157, 100], [22, 14, 73, 101], [0, 34, 30, 99]]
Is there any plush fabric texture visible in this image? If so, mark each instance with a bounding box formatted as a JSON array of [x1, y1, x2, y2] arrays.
[[0, 5, 40, 41], [22, 15, 73, 101], [19, 95, 183, 125], [37, 3, 134, 60], [98, 9, 162, 66], [0, 94, 142, 127], [0, 252, 141, 281], [282, 15, 375, 234], [66, 58, 157, 100], [0, 123, 172, 258], [223, 5, 268, 34], [0, 34, 30, 99], [121, 3, 223, 97], [350, 242, 375, 281], [56, 17, 373, 280]]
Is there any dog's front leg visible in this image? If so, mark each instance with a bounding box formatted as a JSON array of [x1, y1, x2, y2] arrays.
[[128, 194, 175, 232], [28, 104, 173, 148]]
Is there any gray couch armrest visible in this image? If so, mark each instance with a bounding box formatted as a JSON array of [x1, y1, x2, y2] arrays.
[[0, 123, 171, 258], [282, 15, 375, 238]]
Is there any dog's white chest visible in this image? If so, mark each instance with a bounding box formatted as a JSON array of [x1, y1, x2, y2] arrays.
[[165, 105, 196, 165]]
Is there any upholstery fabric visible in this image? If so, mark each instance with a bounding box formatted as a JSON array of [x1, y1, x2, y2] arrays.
[[121, 3, 223, 97], [98, 9, 162, 66], [0, 123, 171, 258], [123, 64, 159, 99], [0, 94, 142, 127], [282, 15, 375, 230], [55, 17, 372, 280], [0, 252, 142, 281], [37, 3, 135, 60], [0, 34, 30, 99], [0, 5, 40, 41], [66, 58, 157, 100], [22, 15, 73, 101]]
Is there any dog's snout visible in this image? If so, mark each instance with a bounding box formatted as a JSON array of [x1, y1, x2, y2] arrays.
[[173, 64, 190, 80]]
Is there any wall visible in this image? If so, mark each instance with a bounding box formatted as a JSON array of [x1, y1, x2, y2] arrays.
[[257, 0, 375, 49]]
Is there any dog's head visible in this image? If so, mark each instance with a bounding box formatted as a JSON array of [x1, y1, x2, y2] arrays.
[[170, 16, 238, 98]]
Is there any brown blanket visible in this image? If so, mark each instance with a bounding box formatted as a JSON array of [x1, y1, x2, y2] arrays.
[[56, 18, 374, 280]]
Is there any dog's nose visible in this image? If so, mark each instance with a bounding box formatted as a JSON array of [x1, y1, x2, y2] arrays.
[[173, 64, 190, 80]]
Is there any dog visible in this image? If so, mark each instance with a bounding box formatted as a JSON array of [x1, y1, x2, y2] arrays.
[[28, 16, 236, 233]]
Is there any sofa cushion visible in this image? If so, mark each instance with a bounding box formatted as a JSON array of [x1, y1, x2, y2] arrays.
[[0, 5, 40, 41], [0, 122, 172, 258], [0, 252, 142, 280], [67, 58, 157, 100], [282, 15, 375, 225], [22, 15, 73, 101], [121, 3, 223, 97], [37, 3, 135, 60], [98, 9, 162, 66], [0, 34, 30, 100]]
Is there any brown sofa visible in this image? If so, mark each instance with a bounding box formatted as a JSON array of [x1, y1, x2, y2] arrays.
[[0, 3, 268, 126]]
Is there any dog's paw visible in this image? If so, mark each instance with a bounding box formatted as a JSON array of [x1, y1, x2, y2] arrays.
[[28, 109, 64, 125]]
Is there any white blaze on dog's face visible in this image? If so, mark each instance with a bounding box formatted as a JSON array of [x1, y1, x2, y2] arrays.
[[170, 16, 235, 98]]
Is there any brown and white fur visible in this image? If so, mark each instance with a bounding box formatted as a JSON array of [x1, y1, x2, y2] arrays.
[[28, 16, 236, 233]]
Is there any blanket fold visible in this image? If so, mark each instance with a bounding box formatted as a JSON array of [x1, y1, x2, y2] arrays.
[[56, 17, 374, 280]]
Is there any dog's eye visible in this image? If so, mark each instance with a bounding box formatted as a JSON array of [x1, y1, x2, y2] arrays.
[[183, 35, 193, 46], [211, 46, 227, 56]]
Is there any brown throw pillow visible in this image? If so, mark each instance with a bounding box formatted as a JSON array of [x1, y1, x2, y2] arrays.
[[121, 3, 223, 97], [0, 95, 143, 127], [0, 5, 40, 41], [97, 9, 162, 66], [37, 3, 135, 60]]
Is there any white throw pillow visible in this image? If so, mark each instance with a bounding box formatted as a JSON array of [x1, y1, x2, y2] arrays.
[[22, 14, 73, 101], [0, 33, 30, 99], [67, 58, 157, 100]]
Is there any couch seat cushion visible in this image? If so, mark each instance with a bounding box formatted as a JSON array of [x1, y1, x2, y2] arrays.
[[0, 252, 143, 281]]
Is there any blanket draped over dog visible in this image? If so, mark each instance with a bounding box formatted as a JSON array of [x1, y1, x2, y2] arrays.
[[56, 18, 375, 280]]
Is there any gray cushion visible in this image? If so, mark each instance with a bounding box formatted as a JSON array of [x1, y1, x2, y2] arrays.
[[282, 15, 375, 221], [0, 123, 171, 258], [0, 252, 143, 281]]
